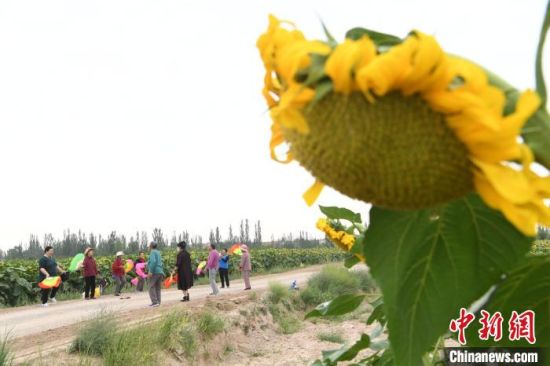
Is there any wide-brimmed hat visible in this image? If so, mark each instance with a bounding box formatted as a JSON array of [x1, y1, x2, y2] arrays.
[[84, 247, 93, 255], [116, 251, 124, 256], [240, 244, 249, 252]]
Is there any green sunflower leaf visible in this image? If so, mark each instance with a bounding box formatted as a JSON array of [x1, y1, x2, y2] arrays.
[[362, 193, 531, 366], [466, 256, 550, 347], [345, 28, 401, 48], [319, 205, 362, 223], [344, 255, 361, 268], [305, 293, 366, 319], [321, 333, 371, 363], [535, 0, 550, 104]]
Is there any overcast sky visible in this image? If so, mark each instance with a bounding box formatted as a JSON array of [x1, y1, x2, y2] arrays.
[[0, 0, 547, 250]]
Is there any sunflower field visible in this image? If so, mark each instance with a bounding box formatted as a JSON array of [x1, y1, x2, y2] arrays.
[[0, 246, 345, 307]]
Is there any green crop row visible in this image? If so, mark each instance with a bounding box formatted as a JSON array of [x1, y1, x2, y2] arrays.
[[0, 246, 346, 306]]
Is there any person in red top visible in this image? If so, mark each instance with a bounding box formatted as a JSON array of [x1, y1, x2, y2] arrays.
[[112, 251, 126, 297], [83, 247, 98, 300]]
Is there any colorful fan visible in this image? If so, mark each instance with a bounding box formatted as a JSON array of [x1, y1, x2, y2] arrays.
[[164, 274, 178, 289], [195, 260, 206, 275], [69, 253, 85, 272], [131, 277, 139, 286], [39, 276, 62, 289], [124, 259, 134, 273], [135, 262, 147, 279], [228, 243, 243, 256]]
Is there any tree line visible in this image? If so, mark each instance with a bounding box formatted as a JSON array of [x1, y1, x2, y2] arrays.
[[0, 219, 325, 260]]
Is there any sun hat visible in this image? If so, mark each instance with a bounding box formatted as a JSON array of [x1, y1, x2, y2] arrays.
[[84, 247, 93, 255], [116, 251, 124, 256]]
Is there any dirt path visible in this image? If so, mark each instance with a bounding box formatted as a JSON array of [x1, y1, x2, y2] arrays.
[[2, 265, 325, 364]]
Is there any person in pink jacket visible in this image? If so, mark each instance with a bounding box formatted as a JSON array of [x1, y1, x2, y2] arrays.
[[82, 247, 99, 299], [239, 244, 252, 290], [206, 244, 220, 295]]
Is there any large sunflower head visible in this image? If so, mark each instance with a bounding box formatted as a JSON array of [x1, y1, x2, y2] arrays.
[[257, 15, 550, 236]]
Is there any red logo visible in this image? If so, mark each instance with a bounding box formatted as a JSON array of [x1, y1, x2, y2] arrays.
[[508, 310, 536, 344], [449, 308, 475, 345]]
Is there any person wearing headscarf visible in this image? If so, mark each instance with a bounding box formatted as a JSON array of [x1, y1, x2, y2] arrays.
[[83, 247, 98, 300], [239, 244, 252, 290]]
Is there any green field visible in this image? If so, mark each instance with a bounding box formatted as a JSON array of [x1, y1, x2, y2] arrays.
[[0, 247, 347, 307]]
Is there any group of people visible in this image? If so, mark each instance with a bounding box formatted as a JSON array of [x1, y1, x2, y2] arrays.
[[37, 241, 252, 308]]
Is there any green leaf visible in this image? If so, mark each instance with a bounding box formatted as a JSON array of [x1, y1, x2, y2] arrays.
[[535, 0, 550, 104], [344, 255, 361, 268], [367, 298, 387, 327], [320, 206, 362, 223], [320, 19, 337, 47], [467, 256, 550, 347], [322, 333, 371, 363], [305, 294, 366, 319], [345, 28, 402, 48], [302, 54, 330, 87], [486, 70, 550, 170], [307, 80, 334, 110], [362, 193, 531, 366]]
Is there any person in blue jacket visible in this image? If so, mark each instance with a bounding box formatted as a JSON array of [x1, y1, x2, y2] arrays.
[[219, 248, 230, 288]]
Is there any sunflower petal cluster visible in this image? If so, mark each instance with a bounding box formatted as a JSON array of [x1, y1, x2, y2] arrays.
[[316, 218, 364, 261], [257, 15, 550, 236]]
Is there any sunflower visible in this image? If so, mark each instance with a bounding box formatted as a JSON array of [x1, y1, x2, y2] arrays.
[[316, 218, 364, 261], [257, 15, 550, 236]]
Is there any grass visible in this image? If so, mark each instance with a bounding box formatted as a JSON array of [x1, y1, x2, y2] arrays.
[[317, 331, 345, 344], [0, 332, 13, 366], [196, 311, 225, 339], [158, 310, 188, 351], [179, 324, 198, 358], [69, 312, 116, 356], [300, 265, 377, 306], [267, 282, 289, 304], [103, 328, 159, 366], [266, 282, 302, 334]]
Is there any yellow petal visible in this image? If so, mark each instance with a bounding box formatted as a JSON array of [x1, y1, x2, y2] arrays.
[[355, 36, 417, 95], [473, 159, 535, 204], [400, 32, 446, 95], [303, 180, 325, 206], [325, 37, 376, 94], [474, 173, 538, 236]]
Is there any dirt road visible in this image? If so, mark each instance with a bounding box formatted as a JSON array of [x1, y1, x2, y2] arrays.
[[0, 266, 322, 346]]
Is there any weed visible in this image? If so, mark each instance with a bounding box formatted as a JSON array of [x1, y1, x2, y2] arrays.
[[196, 311, 225, 339], [179, 324, 197, 358], [317, 331, 345, 344], [0, 332, 13, 366], [223, 344, 234, 355], [103, 328, 158, 366], [69, 312, 116, 356], [267, 282, 289, 304], [158, 311, 188, 351], [300, 265, 363, 306]]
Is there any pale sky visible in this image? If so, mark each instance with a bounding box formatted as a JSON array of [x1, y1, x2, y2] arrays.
[[0, 0, 547, 250]]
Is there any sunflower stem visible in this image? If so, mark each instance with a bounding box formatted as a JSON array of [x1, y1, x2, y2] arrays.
[[535, 0, 550, 105]]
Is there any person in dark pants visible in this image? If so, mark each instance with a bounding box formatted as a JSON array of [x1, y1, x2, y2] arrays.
[[219, 248, 230, 288], [173, 241, 193, 302], [38, 246, 66, 307], [111, 251, 126, 297], [83, 247, 98, 300], [147, 242, 164, 307]]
